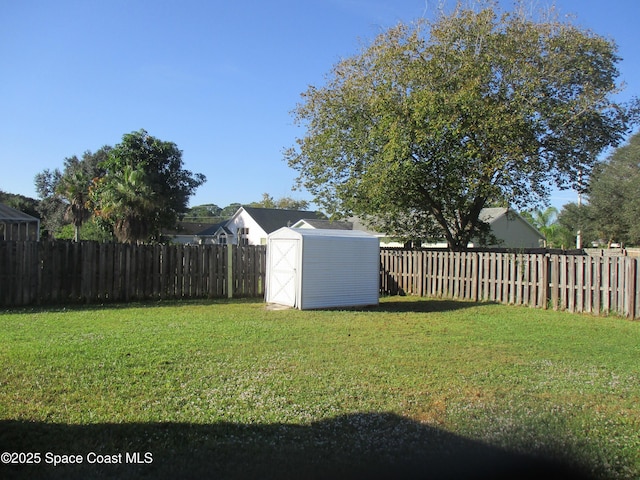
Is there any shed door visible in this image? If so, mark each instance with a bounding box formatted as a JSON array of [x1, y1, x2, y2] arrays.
[[268, 239, 299, 307]]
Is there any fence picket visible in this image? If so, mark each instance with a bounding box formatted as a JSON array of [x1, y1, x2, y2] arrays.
[[617, 257, 625, 314], [381, 249, 637, 319], [0, 241, 260, 306]]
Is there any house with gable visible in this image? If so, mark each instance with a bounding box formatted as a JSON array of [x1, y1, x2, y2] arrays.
[[212, 206, 323, 246], [472, 207, 545, 249]]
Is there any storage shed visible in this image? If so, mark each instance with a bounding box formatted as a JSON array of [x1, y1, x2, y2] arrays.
[[266, 227, 380, 310]]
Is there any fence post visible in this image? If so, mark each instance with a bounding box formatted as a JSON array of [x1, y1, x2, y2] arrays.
[[541, 254, 550, 309], [635, 258, 640, 320]]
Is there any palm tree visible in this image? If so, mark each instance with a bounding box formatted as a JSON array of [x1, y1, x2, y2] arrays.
[[91, 165, 156, 243], [56, 170, 92, 242], [522, 207, 560, 247]]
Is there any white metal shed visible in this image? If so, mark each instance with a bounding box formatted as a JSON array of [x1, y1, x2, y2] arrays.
[[265, 227, 379, 310]]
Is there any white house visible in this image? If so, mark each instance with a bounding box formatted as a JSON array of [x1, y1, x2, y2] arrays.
[[212, 207, 323, 246], [265, 227, 380, 310]]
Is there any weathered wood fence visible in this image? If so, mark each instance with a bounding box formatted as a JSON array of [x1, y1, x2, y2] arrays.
[[1, 241, 638, 319], [380, 249, 639, 319], [0, 241, 265, 306]]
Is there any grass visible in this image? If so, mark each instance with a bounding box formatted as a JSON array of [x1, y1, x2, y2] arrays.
[[0, 297, 639, 479]]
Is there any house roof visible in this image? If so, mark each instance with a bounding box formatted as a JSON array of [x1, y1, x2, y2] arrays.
[[213, 225, 233, 236], [241, 207, 322, 234], [478, 207, 509, 224], [197, 223, 226, 236], [162, 221, 223, 236], [0, 203, 40, 222], [294, 218, 353, 230]]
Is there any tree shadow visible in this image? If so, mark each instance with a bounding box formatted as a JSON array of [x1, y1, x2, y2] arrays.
[[358, 298, 497, 314], [0, 413, 596, 480]]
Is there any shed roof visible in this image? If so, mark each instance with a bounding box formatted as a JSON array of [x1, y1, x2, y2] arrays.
[[0, 203, 40, 222], [270, 227, 378, 240], [294, 218, 353, 230]]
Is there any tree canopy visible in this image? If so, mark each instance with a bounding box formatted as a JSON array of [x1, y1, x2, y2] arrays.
[[90, 130, 206, 243], [56, 148, 109, 241], [286, 2, 638, 250], [0, 191, 40, 219], [34, 148, 109, 240], [557, 202, 597, 248], [247, 193, 310, 211], [581, 131, 640, 246]]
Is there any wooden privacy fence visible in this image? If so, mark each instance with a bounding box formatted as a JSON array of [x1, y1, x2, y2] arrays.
[[1, 241, 638, 319], [0, 241, 265, 306], [380, 249, 639, 319]]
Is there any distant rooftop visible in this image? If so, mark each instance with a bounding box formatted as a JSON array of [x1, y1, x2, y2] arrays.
[[0, 203, 39, 222]]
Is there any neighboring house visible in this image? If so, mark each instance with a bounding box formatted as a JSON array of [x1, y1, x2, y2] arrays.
[[0, 203, 40, 241], [471, 207, 545, 249], [164, 206, 543, 249], [213, 207, 323, 246], [346, 217, 407, 247], [161, 222, 223, 245], [302, 208, 544, 249]]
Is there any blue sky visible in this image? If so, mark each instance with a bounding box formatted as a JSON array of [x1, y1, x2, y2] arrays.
[[1, 0, 639, 212]]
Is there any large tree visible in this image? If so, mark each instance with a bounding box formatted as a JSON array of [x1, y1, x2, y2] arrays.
[[584, 131, 640, 246], [90, 130, 206, 243], [286, 2, 638, 250], [557, 202, 597, 248]]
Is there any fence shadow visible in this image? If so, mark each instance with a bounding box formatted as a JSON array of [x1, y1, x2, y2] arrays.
[[0, 297, 266, 316], [0, 413, 596, 480]]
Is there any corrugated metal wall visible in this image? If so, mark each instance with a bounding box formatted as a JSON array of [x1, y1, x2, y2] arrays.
[[301, 235, 379, 309], [266, 228, 379, 310]]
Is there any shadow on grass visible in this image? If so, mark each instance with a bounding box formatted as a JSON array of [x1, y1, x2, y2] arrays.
[[1, 413, 596, 480], [0, 297, 264, 316], [359, 298, 497, 314]]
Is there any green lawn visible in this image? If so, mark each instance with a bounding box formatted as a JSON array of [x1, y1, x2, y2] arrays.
[[0, 297, 638, 479]]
